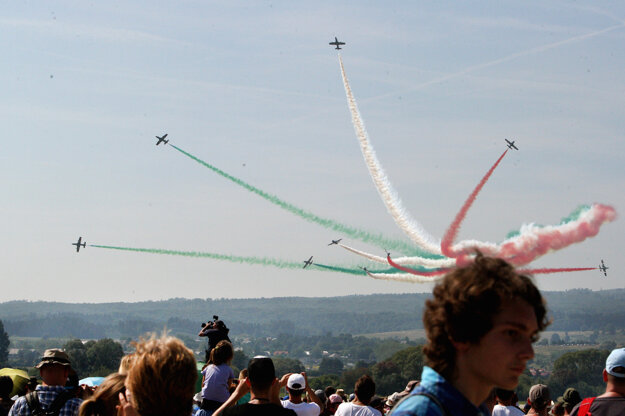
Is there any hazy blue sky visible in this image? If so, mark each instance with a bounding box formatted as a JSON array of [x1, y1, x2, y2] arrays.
[[2, 1, 623, 302]]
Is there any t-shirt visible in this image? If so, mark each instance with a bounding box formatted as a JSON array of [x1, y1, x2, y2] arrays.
[[570, 396, 625, 416], [281, 400, 320, 416], [201, 363, 235, 403], [492, 404, 524, 416], [334, 402, 381, 416], [222, 403, 297, 416]]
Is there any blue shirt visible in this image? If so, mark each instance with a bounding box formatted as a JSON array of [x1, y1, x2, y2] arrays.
[[9, 385, 82, 416], [390, 367, 489, 416], [201, 363, 235, 403]]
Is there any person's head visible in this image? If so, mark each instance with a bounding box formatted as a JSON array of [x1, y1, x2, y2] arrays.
[[528, 384, 551, 412], [325, 386, 336, 399], [423, 254, 549, 387], [603, 348, 625, 390], [209, 340, 234, 366], [36, 349, 72, 386], [286, 373, 306, 398], [247, 356, 276, 393], [0, 376, 13, 400], [551, 400, 564, 416], [328, 394, 343, 414], [126, 334, 197, 416], [118, 353, 135, 375], [495, 388, 515, 405], [369, 396, 385, 414], [354, 375, 376, 405], [78, 373, 126, 416], [559, 387, 581, 414]]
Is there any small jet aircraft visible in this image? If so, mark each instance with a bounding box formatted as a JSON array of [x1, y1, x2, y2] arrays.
[[155, 134, 169, 146], [505, 139, 518, 150], [599, 259, 609, 276], [72, 236, 86, 252], [328, 239, 342, 246], [329, 37, 346, 50], [303, 256, 314, 269]]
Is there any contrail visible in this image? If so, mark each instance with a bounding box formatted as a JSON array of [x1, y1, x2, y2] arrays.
[[367, 23, 625, 102], [386, 253, 449, 277], [339, 55, 443, 255], [338, 243, 456, 268], [441, 149, 508, 258], [519, 267, 598, 274], [169, 144, 437, 257]]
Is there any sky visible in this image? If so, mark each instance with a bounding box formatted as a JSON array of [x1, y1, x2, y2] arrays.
[[2, 1, 623, 303]]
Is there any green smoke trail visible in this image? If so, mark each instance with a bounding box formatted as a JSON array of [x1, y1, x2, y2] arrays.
[[169, 144, 443, 258], [313, 263, 424, 275], [91, 244, 399, 276]]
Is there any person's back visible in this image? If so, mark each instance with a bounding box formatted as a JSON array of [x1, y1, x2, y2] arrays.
[[334, 402, 380, 416], [334, 376, 380, 416], [570, 348, 625, 416], [492, 389, 524, 416]]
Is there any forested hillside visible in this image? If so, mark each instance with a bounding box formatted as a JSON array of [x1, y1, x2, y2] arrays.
[[1, 289, 624, 339]]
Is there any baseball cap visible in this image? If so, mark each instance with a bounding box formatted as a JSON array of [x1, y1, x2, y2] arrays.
[[606, 348, 625, 378], [562, 387, 582, 407], [35, 349, 71, 369], [287, 374, 306, 390], [329, 394, 343, 404], [529, 384, 551, 410]]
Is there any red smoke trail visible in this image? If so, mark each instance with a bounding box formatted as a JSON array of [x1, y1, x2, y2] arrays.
[[441, 149, 508, 258], [387, 254, 449, 277], [518, 267, 596, 274]]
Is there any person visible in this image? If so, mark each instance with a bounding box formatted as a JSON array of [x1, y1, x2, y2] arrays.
[[334, 375, 381, 416], [492, 388, 524, 416], [198, 340, 236, 416], [9, 349, 83, 416], [390, 254, 549, 416], [199, 316, 231, 363], [78, 373, 125, 416], [557, 388, 581, 416], [526, 384, 551, 416], [0, 376, 13, 416], [570, 347, 625, 416], [216, 356, 296, 416], [281, 373, 322, 416], [117, 334, 197, 416], [325, 394, 343, 416]]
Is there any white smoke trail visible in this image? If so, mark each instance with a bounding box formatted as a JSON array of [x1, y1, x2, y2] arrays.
[[339, 243, 455, 268], [365, 270, 444, 283], [339, 55, 442, 255]]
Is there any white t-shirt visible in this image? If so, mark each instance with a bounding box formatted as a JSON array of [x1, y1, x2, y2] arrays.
[[334, 402, 381, 416], [492, 404, 525, 416], [281, 400, 320, 416]]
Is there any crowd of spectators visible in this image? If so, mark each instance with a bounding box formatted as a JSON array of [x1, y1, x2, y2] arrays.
[[2, 255, 624, 416]]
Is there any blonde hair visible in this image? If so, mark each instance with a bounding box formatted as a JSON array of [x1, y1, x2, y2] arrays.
[[118, 353, 135, 375], [78, 373, 126, 416], [126, 334, 197, 416]]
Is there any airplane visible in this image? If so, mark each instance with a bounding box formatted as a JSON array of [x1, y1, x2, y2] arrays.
[[328, 239, 342, 246], [505, 139, 518, 150], [72, 236, 86, 252], [155, 133, 169, 145], [359, 266, 369, 273], [599, 259, 609, 276], [303, 256, 314, 269], [329, 37, 346, 50]]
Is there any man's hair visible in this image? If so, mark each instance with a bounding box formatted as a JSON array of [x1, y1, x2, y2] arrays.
[[354, 375, 376, 405], [423, 253, 549, 380], [247, 357, 276, 391], [79, 373, 126, 416], [209, 340, 234, 366], [495, 388, 514, 402], [126, 334, 197, 416]]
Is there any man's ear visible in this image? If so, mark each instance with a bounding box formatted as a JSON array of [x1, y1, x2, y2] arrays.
[[603, 368, 609, 383]]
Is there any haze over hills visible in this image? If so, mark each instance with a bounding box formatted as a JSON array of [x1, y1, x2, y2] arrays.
[[1, 289, 624, 339]]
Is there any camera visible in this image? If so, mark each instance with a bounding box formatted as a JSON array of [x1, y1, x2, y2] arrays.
[[201, 315, 219, 328]]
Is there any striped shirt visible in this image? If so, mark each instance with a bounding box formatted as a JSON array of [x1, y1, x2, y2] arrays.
[[9, 386, 82, 416]]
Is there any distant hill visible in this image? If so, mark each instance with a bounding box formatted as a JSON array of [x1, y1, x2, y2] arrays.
[[1, 289, 624, 339]]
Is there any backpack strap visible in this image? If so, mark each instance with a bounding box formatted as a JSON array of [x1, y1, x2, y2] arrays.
[[46, 390, 73, 416], [25, 392, 43, 416], [413, 392, 450, 416], [577, 397, 596, 416]]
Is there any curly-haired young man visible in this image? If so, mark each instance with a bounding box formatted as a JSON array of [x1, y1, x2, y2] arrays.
[[391, 254, 550, 416]]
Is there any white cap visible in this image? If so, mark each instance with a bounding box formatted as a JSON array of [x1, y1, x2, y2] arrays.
[[287, 373, 306, 390]]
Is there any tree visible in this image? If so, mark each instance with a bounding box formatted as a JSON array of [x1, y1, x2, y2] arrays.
[[309, 374, 340, 391], [63, 339, 89, 376], [548, 349, 610, 397], [86, 339, 124, 376], [319, 357, 343, 375], [550, 333, 562, 345], [272, 358, 305, 377], [0, 320, 9, 367]]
